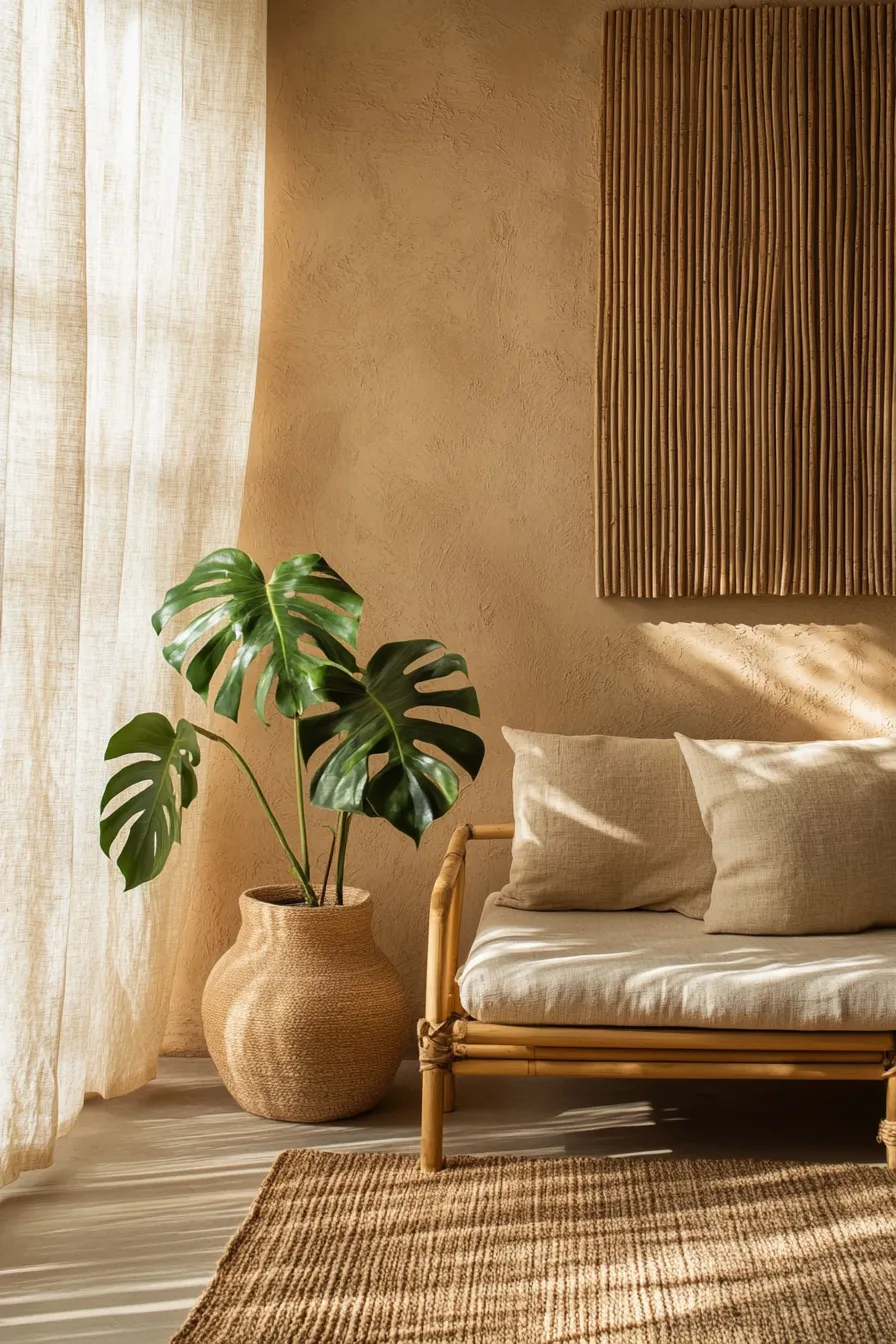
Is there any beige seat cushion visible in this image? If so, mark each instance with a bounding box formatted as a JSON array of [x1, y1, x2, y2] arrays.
[[496, 728, 713, 918], [457, 895, 896, 1031], [676, 734, 896, 935]]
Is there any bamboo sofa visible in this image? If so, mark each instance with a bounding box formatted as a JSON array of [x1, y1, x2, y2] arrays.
[[418, 823, 896, 1173]]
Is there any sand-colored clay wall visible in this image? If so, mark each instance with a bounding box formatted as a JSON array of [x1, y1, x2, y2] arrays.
[[163, 0, 896, 1052]]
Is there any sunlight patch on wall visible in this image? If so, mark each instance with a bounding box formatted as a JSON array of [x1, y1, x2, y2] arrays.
[[625, 623, 896, 739]]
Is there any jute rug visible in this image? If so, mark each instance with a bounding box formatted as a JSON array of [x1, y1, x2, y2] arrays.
[[172, 1151, 896, 1343]]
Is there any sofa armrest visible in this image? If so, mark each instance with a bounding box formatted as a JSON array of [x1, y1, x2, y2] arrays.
[[425, 824, 471, 1023], [424, 823, 514, 1023]]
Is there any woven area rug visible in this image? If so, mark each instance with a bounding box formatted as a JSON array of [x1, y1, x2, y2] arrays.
[[172, 1151, 896, 1343]]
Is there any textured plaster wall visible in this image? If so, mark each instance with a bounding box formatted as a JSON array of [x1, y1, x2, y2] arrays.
[[163, 0, 896, 1053]]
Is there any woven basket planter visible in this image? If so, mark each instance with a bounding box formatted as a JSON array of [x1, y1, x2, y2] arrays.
[[202, 886, 407, 1123]]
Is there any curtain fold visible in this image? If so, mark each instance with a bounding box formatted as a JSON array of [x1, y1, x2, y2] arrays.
[[0, 0, 265, 1186]]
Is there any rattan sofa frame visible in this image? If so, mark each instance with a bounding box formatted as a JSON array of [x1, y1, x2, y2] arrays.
[[419, 823, 896, 1173]]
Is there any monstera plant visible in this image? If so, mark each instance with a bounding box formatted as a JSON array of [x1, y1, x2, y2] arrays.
[[100, 548, 484, 904], [100, 546, 483, 1124]]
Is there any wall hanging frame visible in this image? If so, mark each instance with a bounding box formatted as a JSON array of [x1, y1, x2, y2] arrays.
[[595, 4, 896, 597]]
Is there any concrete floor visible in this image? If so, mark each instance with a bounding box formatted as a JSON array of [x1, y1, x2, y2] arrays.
[[0, 1058, 887, 1343]]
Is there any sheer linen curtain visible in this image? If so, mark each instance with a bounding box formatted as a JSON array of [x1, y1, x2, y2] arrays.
[[0, 0, 265, 1185]]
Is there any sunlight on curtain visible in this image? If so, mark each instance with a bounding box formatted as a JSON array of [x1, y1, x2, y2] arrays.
[[0, 0, 265, 1186]]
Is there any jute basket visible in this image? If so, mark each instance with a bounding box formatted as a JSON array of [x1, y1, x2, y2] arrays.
[[202, 886, 407, 1123]]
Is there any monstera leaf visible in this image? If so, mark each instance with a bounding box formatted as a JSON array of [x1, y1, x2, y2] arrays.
[[100, 714, 201, 891], [152, 549, 363, 723], [299, 640, 484, 844]]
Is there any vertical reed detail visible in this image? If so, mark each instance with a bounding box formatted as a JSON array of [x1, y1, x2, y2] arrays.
[[596, 4, 896, 597]]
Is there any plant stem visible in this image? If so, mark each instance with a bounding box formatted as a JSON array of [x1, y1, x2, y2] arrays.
[[318, 819, 338, 904], [194, 724, 316, 903], [292, 718, 309, 875], [335, 812, 352, 905]]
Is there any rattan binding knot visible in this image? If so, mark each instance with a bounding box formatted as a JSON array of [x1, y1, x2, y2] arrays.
[[877, 1120, 896, 1147], [417, 1015, 466, 1071]]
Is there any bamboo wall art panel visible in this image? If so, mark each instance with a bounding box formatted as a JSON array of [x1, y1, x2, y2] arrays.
[[596, 4, 896, 597]]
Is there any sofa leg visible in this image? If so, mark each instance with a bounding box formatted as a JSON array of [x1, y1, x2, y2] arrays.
[[885, 1076, 896, 1171], [442, 1071, 456, 1113], [421, 1070, 445, 1173]]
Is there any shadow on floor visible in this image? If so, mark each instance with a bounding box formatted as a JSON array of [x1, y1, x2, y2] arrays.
[[0, 1059, 885, 1344]]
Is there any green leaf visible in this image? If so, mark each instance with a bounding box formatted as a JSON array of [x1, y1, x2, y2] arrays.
[[152, 549, 363, 723], [299, 639, 484, 845], [100, 713, 201, 891]]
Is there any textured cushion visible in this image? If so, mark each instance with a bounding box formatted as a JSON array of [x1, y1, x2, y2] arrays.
[[676, 734, 896, 935], [496, 728, 713, 918], [457, 895, 896, 1031]]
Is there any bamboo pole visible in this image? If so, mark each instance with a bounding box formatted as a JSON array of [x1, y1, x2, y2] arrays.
[[459, 1045, 883, 1064], [440, 858, 465, 1019], [428, 825, 471, 920], [421, 1071, 445, 1173], [421, 825, 471, 1171], [459, 1045, 533, 1059], [442, 1073, 456, 1114], [469, 823, 513, 842], [453, 1059, 882, 1082], [461, 1022, 895, 1053]]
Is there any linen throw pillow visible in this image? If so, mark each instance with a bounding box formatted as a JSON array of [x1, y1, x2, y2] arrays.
[[496, 729, 714, 917], [675, 734, 896, 935]]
